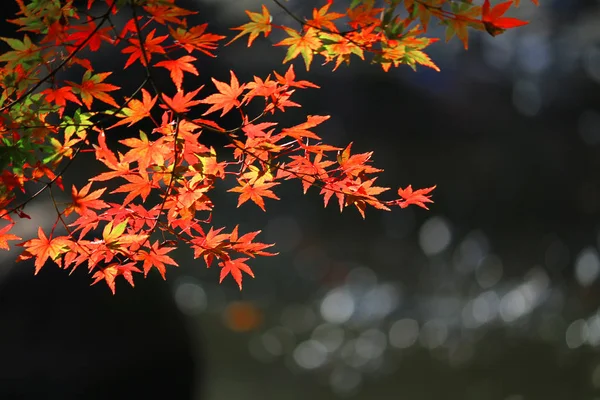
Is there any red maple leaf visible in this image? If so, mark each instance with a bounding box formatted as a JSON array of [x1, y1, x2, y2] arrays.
[[219, 257, 254, 290], [482, 0, 528, 36], [64, 182, 109, 217], [41, 86, 82, 111], [155, 55, 199, 92], [122, 29, 168, 68], [200, 70, 245, 117], [397, 185, 436, 210], [65, 18, 113, 52], [110, 173, 155, 206]]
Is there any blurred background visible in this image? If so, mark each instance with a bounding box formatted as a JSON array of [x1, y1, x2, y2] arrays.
[[2, 0, 600, 399]]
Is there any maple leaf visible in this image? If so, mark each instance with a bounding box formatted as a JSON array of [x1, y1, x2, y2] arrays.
[[397, 185, 436, 210], [337, 142, 382, 177], [305, 3, 345, 32], [102, 219, 129, 245], [191, 226, 230, 267], [275, 27, 323, 71], [482, 0, 529, 36], [65, 18, 113, 52], [143, 0, 197, 25], [111, 173, 155, 206], [0, 224, 21, 250], [228, 176, 280, 211], [91, 262, 141, 294], [219, 257, 254, 290], [41, 86, 82, 114], [18, 227, 70, 274], [281, 115, 329, 140], [273, 65, 319, 89], [121, 29, 168, 68], [64, 182, 109, 217], [155, 55, 199, 92], [67, 70, 119, 109], [109, 88, 157, 128], [286, 152, 335, 193], [136, 241, 178, 279], [200, 71, 245, 117], [229, 225, 276, 257], [169, 24, 225, 56], [242, 121, 278, 140], [161, 87, 203, 113], [120, 130, 171, 170], [441, 4, 482, 49], [227, 5, 272, 47]]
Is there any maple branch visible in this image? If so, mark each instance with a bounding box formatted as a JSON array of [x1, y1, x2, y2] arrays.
[[270, 0, 376, 53], [48, 185, 75, 237], [126, 115, 182, 259], [0, 143, 83, 221], [0, 0, 118, 113], [0, 76, 151, 221], [226, 138, 392, 211], [270, 0, 361, 36]]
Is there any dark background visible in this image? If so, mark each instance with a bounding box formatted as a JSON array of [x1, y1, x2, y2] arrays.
[[1, 0, 600, 399]]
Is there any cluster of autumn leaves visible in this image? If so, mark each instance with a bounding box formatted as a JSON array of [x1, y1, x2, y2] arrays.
[[0, 0, 534, 293]]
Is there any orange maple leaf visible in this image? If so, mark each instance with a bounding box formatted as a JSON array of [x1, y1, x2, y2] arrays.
[[161, 87, 203, 113], [19, 227, 70, 274], [0, 224, 21, 250], [91, 262, 141, 294], [169, 23, 225, 56], [120, 131, 171, 170], [136, 241, 179, 279], [397, 185, 436, 210], [191, 226, 230, 267], [228, 176, 280, 211], [219, 257, 254, 290], [305, 3, 344, 32], [155, 55, 199, 92], [281, 115, 329, 140], [200, 70, 245, 117], [109, 88, 157, 128], [229, 225, 277, 257]]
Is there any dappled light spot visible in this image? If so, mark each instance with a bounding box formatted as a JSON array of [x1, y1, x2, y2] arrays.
[[419, 216, 452, 256], [320, 288, 355, 324], [389, 318, 419, 349], [575, 247, 600, 287]]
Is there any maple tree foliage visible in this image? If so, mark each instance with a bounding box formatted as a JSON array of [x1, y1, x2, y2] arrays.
[[0, 0, 536, 293]]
